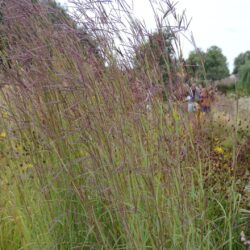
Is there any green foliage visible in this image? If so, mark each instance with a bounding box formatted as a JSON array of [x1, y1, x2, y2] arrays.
[[186, 48, 206, 80], [233, 51, 250, 74], [187, 46, 229, 81], [0, 1, 4, 23], [238, 60, 250, 94], [134, 30, 178, 86], [205, 46, 229, 81], [45, 0, 69, 24], [217, 83, 236, 95]]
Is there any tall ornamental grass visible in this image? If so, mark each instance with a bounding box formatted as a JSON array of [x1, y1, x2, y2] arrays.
[[0, 0, 248, 249]]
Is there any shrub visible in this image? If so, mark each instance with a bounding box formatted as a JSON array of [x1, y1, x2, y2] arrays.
[[239, 60, 250, 95], [217, 83, 236, 95]]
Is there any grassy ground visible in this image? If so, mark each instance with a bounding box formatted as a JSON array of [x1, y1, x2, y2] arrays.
[[214, 95, 250, 125]]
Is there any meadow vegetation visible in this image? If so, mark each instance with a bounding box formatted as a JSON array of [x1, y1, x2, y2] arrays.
[[0, 0, 249, 249]]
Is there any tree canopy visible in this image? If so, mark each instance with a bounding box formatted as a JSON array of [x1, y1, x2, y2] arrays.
[[134, 30, 185, 88], [205, 46, 229, 81], [239, 60, 250, 94], [186, 48, 206, 80], [233, 51, 250, 74], [135, 31, 175, 70], [187, 46, 229, 81]]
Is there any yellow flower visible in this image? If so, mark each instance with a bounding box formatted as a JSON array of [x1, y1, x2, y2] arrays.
[[2, 111, 8, 119], [0, 131, 7, 138], [213, 146, 224, 154], [172, 108, 180, 121], [26, 163, 33, 169], [79, 149, 86, 156], [21, 163, 33, 172]]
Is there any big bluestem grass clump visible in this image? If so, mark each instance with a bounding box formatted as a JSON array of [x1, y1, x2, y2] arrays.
[[0, 0, 249, 249]]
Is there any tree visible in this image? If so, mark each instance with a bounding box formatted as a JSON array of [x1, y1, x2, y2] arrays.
[[186, 49, 206, 80], [134, 30, 178, 86], [42, 0, 71, 25], [204, 46, 229, 81], [233, 51, 250, 74], [186, 46, 229, 81], [239, 60, 250, 94], [135, 31, 175, 67]]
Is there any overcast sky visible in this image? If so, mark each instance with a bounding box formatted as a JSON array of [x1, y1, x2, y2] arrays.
[[59, 0, 250, 73]]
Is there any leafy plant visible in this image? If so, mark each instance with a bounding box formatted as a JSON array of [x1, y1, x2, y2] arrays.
[[233, 51, 250, 75], [239, 60, 250, 94], [187, 46, 230, 81]]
